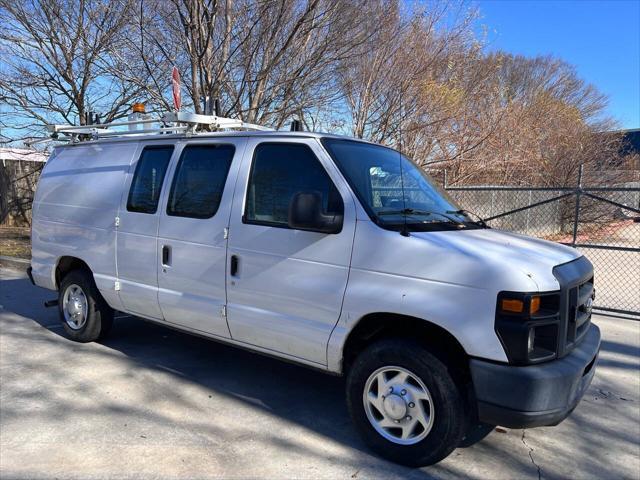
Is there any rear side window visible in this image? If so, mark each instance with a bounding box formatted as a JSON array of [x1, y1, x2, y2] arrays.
[[167, 144, 235, 219], [127, 146, 174, 214], [244, 143, 343, 227]]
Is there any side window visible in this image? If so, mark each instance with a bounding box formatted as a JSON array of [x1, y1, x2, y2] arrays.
[[127, 146, 173, 214], [245, 143, 343, 228], [167, 144, 235, 219]]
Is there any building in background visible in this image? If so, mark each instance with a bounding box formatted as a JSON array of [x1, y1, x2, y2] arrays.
[[619, 128, 640, 170]]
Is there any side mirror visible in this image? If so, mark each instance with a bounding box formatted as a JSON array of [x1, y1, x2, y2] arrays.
[[288, 191, 343, 234]]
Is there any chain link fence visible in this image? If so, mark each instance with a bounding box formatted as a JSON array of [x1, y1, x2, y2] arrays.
[[444, 169, 639, 317]]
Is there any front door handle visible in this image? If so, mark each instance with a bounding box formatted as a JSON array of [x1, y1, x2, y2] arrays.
[[230, 254, 239, 276], [161, 245, 171, 267]]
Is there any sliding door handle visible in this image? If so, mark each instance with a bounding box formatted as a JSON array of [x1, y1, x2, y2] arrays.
[[161, 245, 171, 267], [230, 254, 239, 277]]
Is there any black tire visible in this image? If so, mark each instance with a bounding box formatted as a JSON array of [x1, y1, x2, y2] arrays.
[[346, 339, 467, 467], [58, 269, 113, 342]]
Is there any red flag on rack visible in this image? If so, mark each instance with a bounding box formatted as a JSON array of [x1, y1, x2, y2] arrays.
[[172, 67, 181, 112]]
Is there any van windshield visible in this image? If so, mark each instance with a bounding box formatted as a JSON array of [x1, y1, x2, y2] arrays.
[[322, 138, 486, 232]]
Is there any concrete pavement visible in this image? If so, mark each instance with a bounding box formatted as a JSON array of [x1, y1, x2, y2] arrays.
[[1, 267, 638, 479]]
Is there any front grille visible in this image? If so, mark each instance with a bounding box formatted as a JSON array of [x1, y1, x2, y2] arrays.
[[566, 278, 594, 349], [553, 256, 595, 358]]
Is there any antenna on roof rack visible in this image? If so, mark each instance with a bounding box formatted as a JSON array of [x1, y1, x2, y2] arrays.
[[204, 97, 221, 117], [290, 119, 303, 132]]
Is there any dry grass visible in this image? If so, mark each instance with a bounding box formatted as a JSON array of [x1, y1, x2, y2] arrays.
[[0, 227, 31, 259]]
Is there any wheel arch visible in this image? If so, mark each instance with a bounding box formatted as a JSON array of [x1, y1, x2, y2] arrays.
[[55, 256, 92, 288], [340, 313, 471, 382]]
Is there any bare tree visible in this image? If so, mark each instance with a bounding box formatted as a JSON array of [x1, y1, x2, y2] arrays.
[[443, 53, 624, 187], [336, 1, 482, 150], [0, 0, 140, 140], [0, 0, 632, 195], [129, 0, 371, 127]]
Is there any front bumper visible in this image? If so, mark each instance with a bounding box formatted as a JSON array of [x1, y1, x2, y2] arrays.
[[470, 323, 600, 428]]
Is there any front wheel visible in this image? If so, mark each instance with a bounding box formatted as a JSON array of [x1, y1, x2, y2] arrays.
[[346, 339, 467, 467], [58, 269, 113, 342]]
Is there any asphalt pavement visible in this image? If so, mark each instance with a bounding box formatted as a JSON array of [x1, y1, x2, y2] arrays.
[[1, 267, 638, 479]]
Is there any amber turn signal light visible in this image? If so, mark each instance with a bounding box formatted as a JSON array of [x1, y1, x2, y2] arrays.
[[530, 296, 541, 315], [501, 298, 524, 313]]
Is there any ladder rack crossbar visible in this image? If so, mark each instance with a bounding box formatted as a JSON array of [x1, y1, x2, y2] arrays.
[[47, 117, 161, 134], [96, 126, 189, 137]]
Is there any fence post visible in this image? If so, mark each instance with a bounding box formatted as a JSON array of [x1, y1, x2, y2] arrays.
[[571, 164, 584, 247], [526, 190, 532, 233], [490, 191, 495, 219]]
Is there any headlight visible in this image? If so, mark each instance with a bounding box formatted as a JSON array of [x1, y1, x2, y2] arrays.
[[495, 291, 561, 365]]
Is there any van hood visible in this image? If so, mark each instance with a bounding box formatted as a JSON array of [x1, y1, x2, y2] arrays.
[[411, 228, 581, 291]]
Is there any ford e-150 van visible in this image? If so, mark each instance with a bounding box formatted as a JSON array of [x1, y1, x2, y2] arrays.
[[28, 112, 600, 466]]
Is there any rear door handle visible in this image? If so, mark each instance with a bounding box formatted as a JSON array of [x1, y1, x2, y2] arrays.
[[230, 254, 239, 276], [161, 245, 171, 267]]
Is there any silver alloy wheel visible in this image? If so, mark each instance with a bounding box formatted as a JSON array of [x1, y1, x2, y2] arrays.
[[62, 283, 88, 330], [363, 366, 434, 445]]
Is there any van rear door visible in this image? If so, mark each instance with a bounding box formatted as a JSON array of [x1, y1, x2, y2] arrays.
[[156, 138, 247, 337]]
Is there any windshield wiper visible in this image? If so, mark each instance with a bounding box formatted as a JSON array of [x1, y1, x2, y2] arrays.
[[378, 209, 465, 226], [446, 209, 489, 228], [377, 208, 433, 217]]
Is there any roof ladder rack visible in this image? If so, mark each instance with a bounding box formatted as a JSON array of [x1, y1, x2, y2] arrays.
[[47, 111, 274, 143]]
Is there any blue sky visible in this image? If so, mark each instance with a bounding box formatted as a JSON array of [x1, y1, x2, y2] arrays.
[[474, 0, 640, 129]]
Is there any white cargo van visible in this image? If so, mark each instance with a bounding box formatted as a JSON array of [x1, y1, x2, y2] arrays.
[[29, 112, 600, 466]]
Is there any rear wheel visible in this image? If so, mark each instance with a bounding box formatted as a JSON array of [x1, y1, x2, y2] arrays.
[[346, 339, 467, 467], [58, 269, 113, 342]]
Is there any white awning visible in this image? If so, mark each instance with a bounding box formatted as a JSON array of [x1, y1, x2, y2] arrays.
[[0, 148, 48, 163]]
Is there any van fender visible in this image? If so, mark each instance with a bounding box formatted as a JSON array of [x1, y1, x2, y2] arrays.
[[326, 268, 509, 373]]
